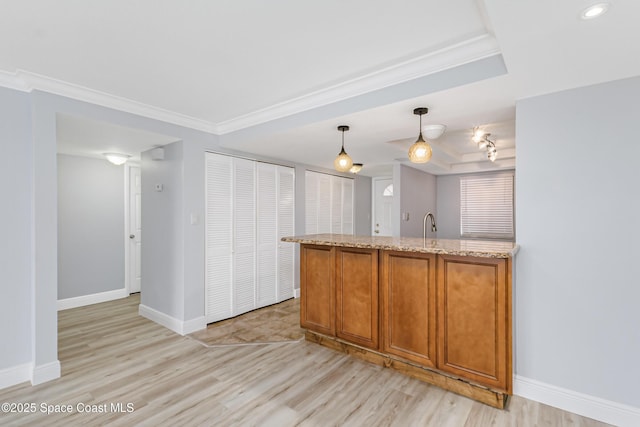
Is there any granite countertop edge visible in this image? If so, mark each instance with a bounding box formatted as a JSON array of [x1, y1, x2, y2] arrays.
[[281, 234, 519, 258]]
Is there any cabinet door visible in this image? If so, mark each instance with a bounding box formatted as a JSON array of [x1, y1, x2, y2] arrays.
[[437, 255, 512, 392], [300, 245, 335, 336], [381, 251, 436, 367], [336, 247, 378, 349]]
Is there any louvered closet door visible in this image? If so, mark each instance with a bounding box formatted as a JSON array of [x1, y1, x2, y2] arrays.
[[277, 166, 295, 301], [205, 153, 233, 323], [305, 171, 318, 234], [256, 163, 278, 307], [233, 158, 256, 315], [317, 173, 331, 233], [330, 175, 343, 233], [342, 178, 354, 234]]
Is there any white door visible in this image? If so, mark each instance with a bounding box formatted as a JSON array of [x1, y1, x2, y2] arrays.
[[277, 166, 295, 301], [128, 166, 142, 293], [205, 153, 234, 323], [373, 178, 393, 236], [232, 158, 256, 315], [256, 162, 278, 307]]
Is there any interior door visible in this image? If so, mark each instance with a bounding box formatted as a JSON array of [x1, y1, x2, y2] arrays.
[[373, 178, 393, 236], [128, 166, 142, 293]]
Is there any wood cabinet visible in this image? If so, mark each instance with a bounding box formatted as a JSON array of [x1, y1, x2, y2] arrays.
[[336, 247, 378, 349], [298, 242, 513, 404], [300, 245, 335, 336], [437, 254, 511, 392], [380, 251, 436, 367]]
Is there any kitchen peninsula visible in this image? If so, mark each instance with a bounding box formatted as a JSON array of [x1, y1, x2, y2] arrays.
[[282, 234, 518, 408]]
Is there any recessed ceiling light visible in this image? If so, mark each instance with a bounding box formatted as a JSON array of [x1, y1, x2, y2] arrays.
[[580, 3, 611, 20]]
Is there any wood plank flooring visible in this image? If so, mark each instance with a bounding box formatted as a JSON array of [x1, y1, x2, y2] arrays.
[[0, 295, 611, 426]]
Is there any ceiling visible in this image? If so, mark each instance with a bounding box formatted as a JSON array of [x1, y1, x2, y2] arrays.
[[2, 0, 639, 176]]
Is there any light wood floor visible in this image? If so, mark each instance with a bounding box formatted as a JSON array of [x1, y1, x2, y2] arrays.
[[0, 295, 610, 427]]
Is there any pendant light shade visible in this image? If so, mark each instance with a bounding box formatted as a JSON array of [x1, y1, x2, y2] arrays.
[[334, 125, 353, 172], [408, 108, 432, 163]]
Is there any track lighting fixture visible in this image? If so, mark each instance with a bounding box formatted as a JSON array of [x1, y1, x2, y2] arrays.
[[471, 127, 498, 162]]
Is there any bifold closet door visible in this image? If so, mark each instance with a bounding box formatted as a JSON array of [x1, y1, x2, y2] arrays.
[[232, 158, 257, 315], [205, 153, 233, 323], [257, 163, 278, 307], [277, 166, 295, 301]]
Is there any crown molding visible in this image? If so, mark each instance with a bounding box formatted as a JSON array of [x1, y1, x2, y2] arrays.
[[215, 33, 501, 134], [0, 70, 30, 91], [0, 32, 499, 136], [0, 70, 217, 134]]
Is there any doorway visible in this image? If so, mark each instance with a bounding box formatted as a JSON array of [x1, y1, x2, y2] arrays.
[[372, 177, 393, 236], [126, 165, 142, 294]]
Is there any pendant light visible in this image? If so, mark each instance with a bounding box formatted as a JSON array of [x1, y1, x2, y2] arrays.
[[334, 125, 353, 172], [408, 108, 432, 163]]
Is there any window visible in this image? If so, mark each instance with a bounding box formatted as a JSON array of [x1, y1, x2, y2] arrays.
[[460, 173, 514, 239]]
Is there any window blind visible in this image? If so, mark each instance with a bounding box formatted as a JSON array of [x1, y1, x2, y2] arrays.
[[460, 173, 514, 239]]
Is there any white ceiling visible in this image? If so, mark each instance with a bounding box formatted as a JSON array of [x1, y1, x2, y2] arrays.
[[2, 0, 638, 176]]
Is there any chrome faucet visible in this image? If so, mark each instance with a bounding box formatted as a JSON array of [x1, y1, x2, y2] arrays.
[[423, 212, 437, 240]]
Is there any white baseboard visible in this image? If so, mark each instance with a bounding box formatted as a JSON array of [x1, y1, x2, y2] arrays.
[[31, 361, 60, 385], [294, 288, 300, 298], [0, 363, 31, 390], [58, 288, 128, 311], [138, 304, 206, 336], [514, 375, 640, 427]]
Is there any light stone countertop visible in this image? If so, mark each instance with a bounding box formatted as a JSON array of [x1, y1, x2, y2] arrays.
[[281, 234, 519, 258]]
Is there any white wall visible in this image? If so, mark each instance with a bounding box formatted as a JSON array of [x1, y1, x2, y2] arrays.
[[0, 87, 33, 375], [515, 76, 640, 416], [57, 154, 125, 300]]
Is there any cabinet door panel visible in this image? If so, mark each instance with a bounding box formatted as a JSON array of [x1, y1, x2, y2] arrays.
[[300, 245, 335, 336], [336, 248, 378, 349], [381, 251, 436, 367], [437, 255, 511, 392]]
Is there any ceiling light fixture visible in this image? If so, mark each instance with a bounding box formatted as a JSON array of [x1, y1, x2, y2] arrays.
[[103, 152, 130, 165], [580, 2, 610, 19], [349, 163, 363, 174], [334, 125, 353, 172], [408, 107, 432, 163], [471, 128, 498, 162], [423, 124, 447, 140]]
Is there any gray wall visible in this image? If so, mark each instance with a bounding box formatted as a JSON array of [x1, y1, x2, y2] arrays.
[[354, 174, 372, 236], [0, 87, 33, 371], [140, 141, 186, 320], [57, 154, 125, 299], [393, 164, 437, 237], [436, 170, 515, 240], [515, 75, 640, 407]]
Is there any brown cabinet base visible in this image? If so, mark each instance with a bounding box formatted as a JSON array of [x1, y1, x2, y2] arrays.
[[305, 330, 509, 409]]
